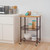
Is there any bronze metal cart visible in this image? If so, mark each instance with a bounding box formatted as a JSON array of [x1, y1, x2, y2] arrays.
[[19, 15, 41, 46]]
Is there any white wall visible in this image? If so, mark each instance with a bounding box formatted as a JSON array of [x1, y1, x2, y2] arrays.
[[0, 0, 50, 42]]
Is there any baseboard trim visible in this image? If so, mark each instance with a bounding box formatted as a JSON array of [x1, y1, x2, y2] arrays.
[[41, 38, 50, 42], [0, 38, 50, 44], [0, 40, 14, 44]]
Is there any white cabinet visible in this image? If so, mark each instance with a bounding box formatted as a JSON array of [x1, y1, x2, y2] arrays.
[[3, 25, 14, 41], [0, 14, 20, 44], [0, 17, 13, 24], [0, 24, 2, 40]]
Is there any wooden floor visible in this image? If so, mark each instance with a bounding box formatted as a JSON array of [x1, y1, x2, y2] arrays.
[[0, 42, 50, 50]]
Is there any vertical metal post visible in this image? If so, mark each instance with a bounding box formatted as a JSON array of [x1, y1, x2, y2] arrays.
[[39, 16, 41, 42], [24, 17, 26, 33], [20, 17, 22, 42], [36, 17, 38, 44]]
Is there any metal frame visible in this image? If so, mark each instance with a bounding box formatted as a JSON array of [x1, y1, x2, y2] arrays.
[[39, 16, 41, 42], [24, 17, 26, 33], [20, 16, 41, 46], [36, 17, 38, 44], [20, 17, 22, 42]]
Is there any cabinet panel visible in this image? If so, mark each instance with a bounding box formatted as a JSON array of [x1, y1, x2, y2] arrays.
[[0, 24, 2, 40], [3, 25, 14, 41], [0, 17, 13, 24]]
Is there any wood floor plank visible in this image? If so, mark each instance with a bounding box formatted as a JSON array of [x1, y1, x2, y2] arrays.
[[0, 42, 50, 50]]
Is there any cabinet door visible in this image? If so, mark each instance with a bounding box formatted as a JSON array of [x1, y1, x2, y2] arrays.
[[0, 24, 2, 40], [0, 16, 13, 24], [3, 25, 14, 41]]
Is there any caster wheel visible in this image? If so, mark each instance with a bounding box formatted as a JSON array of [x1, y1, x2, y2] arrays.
[[19, 42, 22, 45], [23, 40, 25, 42], [35, 44, 38, 46], [39, 41, 40, 43]]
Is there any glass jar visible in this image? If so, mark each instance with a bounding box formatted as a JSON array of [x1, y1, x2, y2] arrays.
[[32, 20, 36, 29]]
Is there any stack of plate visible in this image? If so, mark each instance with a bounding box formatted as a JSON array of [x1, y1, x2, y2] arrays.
[[24, 33, 32, 40], [24, 33, 36, 41]]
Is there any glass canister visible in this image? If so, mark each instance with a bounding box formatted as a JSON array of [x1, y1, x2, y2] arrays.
[[12, 6, 17, 14], [27, 11, 31, 15], [9, 9, 13, 14], [25, 11, 31, 16], [32, 20, 36, 29]]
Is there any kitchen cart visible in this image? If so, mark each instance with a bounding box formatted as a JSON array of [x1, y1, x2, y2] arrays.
[[19, 15, 41, 46]]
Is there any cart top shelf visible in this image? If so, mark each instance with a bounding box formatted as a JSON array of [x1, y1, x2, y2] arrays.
[[20, 15, 41, 18]]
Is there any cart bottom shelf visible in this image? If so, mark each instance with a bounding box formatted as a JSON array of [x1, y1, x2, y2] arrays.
[[21, 38, 41, 42]]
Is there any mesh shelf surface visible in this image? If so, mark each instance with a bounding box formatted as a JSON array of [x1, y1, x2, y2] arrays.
[[21, 25, 40, 31]]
